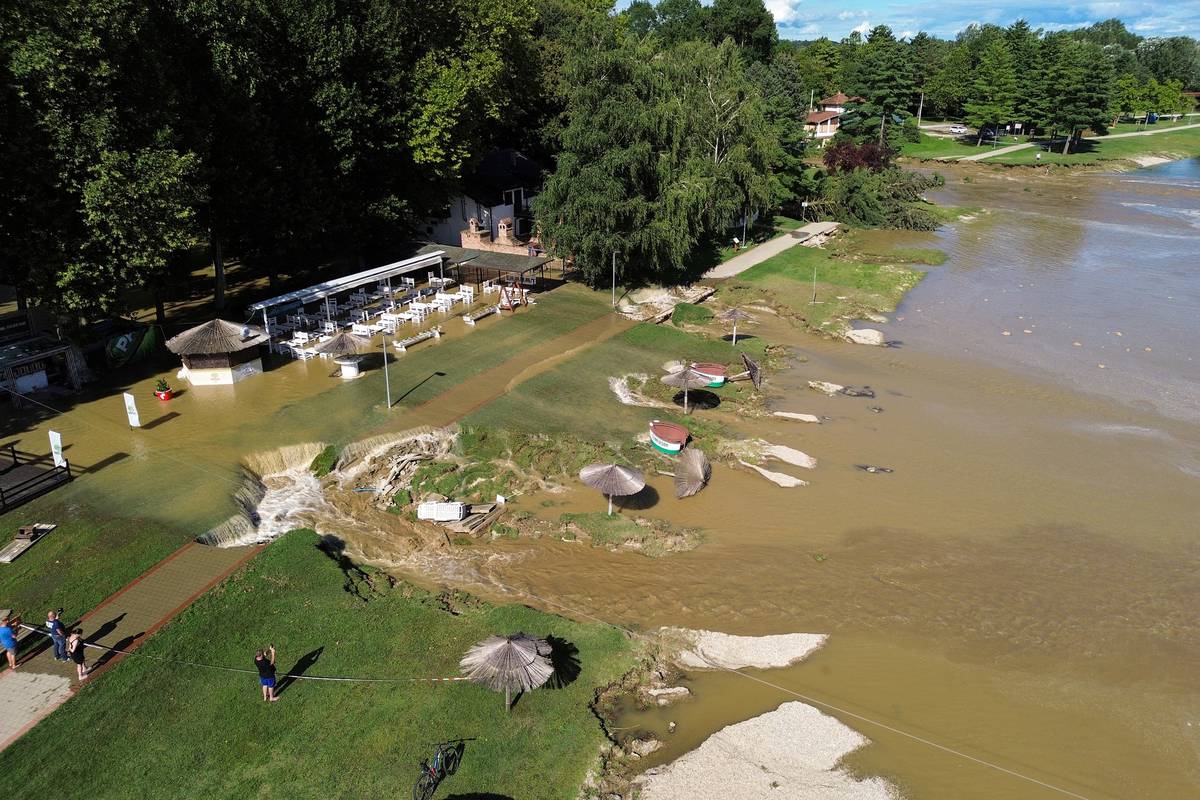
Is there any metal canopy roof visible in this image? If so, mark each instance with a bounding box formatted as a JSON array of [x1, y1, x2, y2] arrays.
[[246, 251, 446, 314]]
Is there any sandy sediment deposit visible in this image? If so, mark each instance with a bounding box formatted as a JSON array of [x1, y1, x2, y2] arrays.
[[662, 628, 827, 669], [738, 460, 808, 487], [773, 411, 822, 423], [635, 702, 897, 800]]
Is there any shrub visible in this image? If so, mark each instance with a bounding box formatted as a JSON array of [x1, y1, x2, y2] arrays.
[[310, 445, 339, 477]]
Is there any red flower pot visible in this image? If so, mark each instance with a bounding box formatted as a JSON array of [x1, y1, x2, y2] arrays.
[[154, 389, 173, 401]]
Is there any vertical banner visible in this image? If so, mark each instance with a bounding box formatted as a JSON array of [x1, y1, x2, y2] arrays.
[[49, 430, 65, 468], [123, 392, 141, 428]]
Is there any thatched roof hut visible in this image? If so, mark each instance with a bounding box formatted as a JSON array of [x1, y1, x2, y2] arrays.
[[166, 319, 269, 386]]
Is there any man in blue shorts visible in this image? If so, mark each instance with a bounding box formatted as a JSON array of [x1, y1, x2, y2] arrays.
[[254, 645, 279, 702]]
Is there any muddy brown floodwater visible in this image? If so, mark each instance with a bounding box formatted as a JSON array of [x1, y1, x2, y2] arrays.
[[7, 165, 1197, 798], [444, 164, 1200, 799]]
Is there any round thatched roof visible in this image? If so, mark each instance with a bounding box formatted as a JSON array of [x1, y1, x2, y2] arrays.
[[718, 307, 755, 323], [166, 319, 269, 355], [661, 367, 709, 390], [579, 463, 646, 497], [459, 633, 554, 693], [314, 331, 370, 356]]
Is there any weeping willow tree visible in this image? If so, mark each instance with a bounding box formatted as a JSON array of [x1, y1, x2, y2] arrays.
[[534, 25, 776, 286]]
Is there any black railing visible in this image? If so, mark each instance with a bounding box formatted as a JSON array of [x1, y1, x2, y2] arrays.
[[0, 446, 72, 514]]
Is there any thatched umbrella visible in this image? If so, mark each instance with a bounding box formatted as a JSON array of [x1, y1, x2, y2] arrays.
[[741, 353, 763, 391], [460, 633, 554, 712], [313, 331, 370, 357], [314, 331, 370, 378], [674, 447, 711, 498], [718, 308, 755, 345], [579, 463, 646, 516], [661, 365, 709, 414], [165, 319, 269, 355]]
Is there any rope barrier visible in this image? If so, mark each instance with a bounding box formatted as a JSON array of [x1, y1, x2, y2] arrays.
[[16, 625, 468, 684]]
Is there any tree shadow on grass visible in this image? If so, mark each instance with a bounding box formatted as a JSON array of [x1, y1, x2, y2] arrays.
[[544, 635, 581, 689], [444, 795, 514, 800]]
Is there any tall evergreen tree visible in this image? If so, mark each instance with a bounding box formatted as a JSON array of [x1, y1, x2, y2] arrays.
[[963, 36, 1018, 145]]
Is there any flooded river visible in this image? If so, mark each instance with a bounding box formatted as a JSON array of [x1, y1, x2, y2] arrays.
[[473, 162, 1200, 798], [5, 162, 1198, 798]]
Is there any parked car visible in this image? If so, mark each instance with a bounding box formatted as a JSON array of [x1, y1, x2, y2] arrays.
[[949, 124, 968, 134]]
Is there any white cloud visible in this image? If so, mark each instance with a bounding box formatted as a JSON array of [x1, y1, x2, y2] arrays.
[[852, 20, 871, 34], [765, 0, 802, 24], [837, 9, 868, 20]]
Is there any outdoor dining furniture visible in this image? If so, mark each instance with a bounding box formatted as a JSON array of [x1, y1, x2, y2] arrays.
[[351, 323, 373, 337]]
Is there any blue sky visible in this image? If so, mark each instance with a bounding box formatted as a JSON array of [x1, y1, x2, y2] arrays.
[[618, 0, 1198, 40], [765, 0, 1198, 39]]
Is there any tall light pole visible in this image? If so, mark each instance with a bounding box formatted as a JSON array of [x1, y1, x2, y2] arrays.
[[382, 328, 392, 409], [611, 250, 617, 309]]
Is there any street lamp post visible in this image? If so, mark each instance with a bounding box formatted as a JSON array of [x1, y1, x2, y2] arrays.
[[611, 250, 617, 309], [382, 328, 392, 409], [801, 200, 809, 222]]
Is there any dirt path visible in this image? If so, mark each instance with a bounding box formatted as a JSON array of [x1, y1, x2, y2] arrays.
[[703, 222, 840, 280]]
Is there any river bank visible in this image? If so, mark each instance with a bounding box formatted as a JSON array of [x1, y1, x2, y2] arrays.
[[3, 160, 1198, 797]]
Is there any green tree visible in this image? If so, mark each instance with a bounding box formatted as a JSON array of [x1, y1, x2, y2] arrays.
[[963, 36, 1017, 145], [705, 0, 777, 62], [622, 0, 658, 37], [1036, 36, 1114, 153], [1137, 37, 1200, 87], [535, 32, 775, 285], [926, 44, 972, 118], [655, 0, 707, 47], [842, 26, 915, 146], [748, 49, 811, 209]]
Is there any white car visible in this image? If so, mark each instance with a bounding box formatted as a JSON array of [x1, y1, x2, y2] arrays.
[[949, 124, 968, 134]]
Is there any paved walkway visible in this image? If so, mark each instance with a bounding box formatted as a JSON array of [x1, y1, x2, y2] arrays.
[[956, 122, 1200, 162], [0, 542, 259, 750], [703, 222, 840, 280]]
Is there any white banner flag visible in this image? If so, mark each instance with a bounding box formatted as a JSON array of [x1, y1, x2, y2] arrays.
[[49, 430, 65, 468], [123, 392, 141, 428]]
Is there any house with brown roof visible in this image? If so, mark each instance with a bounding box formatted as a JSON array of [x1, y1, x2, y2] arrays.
[[805, 91, 866, 143]]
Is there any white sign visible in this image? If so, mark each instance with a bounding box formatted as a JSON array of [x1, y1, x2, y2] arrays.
[[1015, 122, 1023, 130], [49, 430, 65, 468], [123, 392, 141, 428]]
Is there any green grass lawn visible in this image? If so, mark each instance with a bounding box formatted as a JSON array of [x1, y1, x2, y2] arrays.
[[0, 285, 613, 629], [719, 239, 924, 334], [986, 126, 1200, 166], [466, 323, 765, 442], [0, 530, 634, 800], [900, 132, 992, 160], [1106, 117, 1197, 135]]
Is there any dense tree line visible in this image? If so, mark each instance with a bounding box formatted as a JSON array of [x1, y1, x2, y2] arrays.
[[2, 3, 1197, 310]]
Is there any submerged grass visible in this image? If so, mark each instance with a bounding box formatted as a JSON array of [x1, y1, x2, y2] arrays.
[[0, 529, 634, 800], [465, 323, 764, 442], [720, 240, 924, 334], [559, 512, 703, 557]]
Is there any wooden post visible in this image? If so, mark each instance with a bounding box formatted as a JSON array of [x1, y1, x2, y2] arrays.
[[211, 229, 226, 311], [916, 91, 924, 128]]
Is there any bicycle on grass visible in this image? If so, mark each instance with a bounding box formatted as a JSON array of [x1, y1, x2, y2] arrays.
[[413, 738, 472, 800]]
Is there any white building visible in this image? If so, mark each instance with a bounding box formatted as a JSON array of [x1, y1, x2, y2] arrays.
[[426, 149, 542, 246]]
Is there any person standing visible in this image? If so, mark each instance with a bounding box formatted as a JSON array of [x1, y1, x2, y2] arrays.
[[254, 645, 279, 702], [47, 610, 68, 661], [67, 629, 89, 680], [0, 617, 18, 671]]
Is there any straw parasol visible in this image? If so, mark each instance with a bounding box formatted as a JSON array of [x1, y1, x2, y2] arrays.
[[741, 353, 763, 391], [579, 463, 646, 516], [460, 633, 554, 712], [313, 331, 370, 357], [718, 308, 755, 345], [674, 447, 711, 498], [165, 319, 269, 355], [660, 365, 709, 414]]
